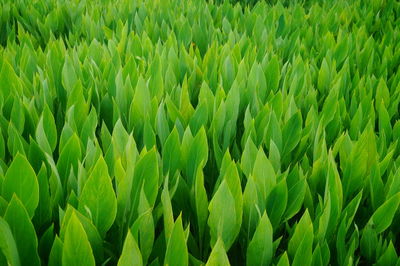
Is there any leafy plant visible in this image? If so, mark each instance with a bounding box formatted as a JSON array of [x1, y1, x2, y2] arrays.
[[0, 0, 399, 265]]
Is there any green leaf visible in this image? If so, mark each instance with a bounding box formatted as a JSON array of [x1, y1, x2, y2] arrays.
[[282, 112, 302, 158], [243, 175, 261, 241], [241, 137, 258, 178], [0, 217, 20, 266], [179, 21, 192, 47], [0, 59, 21, 98], [367, 192, 400, 233], [221, 55, 236, 92], [369, 165, 385, 211], [0, 128, 5, 160], [156, 101, 170, 147], [129, 76, 151, 133], [62, 55, 78, 92], [38, 225, 55, 265], [376, 241, 398, 266], [4, 195, 40, 266], [36, 104, 57, 154], [208, 180, 237, 250], [80, 108, 97, 147], [118, 230, 143, 266], [292, 219, 314, 266], [189, 102, 208, 135], [288, 210, 313, 258], [246, 212, 273, 266], [343, 125, 377, 200], [131, 148, 159, 217], [311, 244, 323, 266], [116, 140, 136, 227], [2, 153, 39, 218], [0, 196, 7, 216], [266, 178, 288, 228], [323, 153, 343, 239], [165, 215, 188, 266], [223, 160, 243, 227], [360, 225, 377, 262], [265, 55, 280, 93], [143, 120, 156, 150], [206, 238, 230, 266], [62, 213, 95, 266], [57, 133, 82, 186], [28, 138, 47, 173], [7, 123, 27, 157], [130, 187, 154, 264], [162, 127, 182, 176], [186, 127, 208, 187], [161, 177, 175, 243], [48, 236, 63, 266], [316, 194, 331, 243], [375, 78, 390, 110], [10, 98, 25, 135], [276, 252, 290, 266], [60, 206, 103, 262], [32, 165, 52, 228], [317, 58, 330, 93], [284, 179, 306, 221], [193, 167, 208, 252], [269, 139, 281, 173], [78, 155, 117, 236], [253, 148, 276, 203]]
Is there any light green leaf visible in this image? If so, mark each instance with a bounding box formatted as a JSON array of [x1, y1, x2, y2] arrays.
[[161, 176, 174, 243], [282, 112, 302, 158], [62, 213, 95, 266], [253, 148, 276, 203], [0, 59, 21, 98], [367, 192, 400, 233], [376, 241, 397, 266], [118, 230, 143, 266], [32, 165, 52, 229], [78, 156, 117, 236], [246, 212, 273, 266], [208, 180, 237, 250], [241, 137, 258, 178], [4, 195, 40, 266], [10, 98, 25, 135], [36, 104, 57, 154], [131, 148, 159, 217], [206, 238, 230, 266], [288, 210, 313, 257], [276, 252, 290, 266], [292, 220, 314, 266], [266, 178, 288, 228], [57, 133, 82, 186], [265, 55, 280, 93], [317, 58, 330, 93], [186, 127, 208, 187], [165, 215, 188, 266], [243, 175, 261, 241], [162, 127, 182, 176], [194, 167, 208, 252], [61, 55, 78, 92], [284, 179, 306, 221], [48, 236, 63, 266], [130, 187, 154, 264], [2, 153, 39, 218], [60, 206, 103, 262], [0, 217, 20, 266]]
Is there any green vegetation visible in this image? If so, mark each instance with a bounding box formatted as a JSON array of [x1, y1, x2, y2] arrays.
[[0, 0, 399, 265]]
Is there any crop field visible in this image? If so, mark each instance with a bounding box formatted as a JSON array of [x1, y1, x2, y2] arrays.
[[0, 0, 400, 265]]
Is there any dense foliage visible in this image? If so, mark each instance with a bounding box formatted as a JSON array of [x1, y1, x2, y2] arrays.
[[0, 0, 400, 265]]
